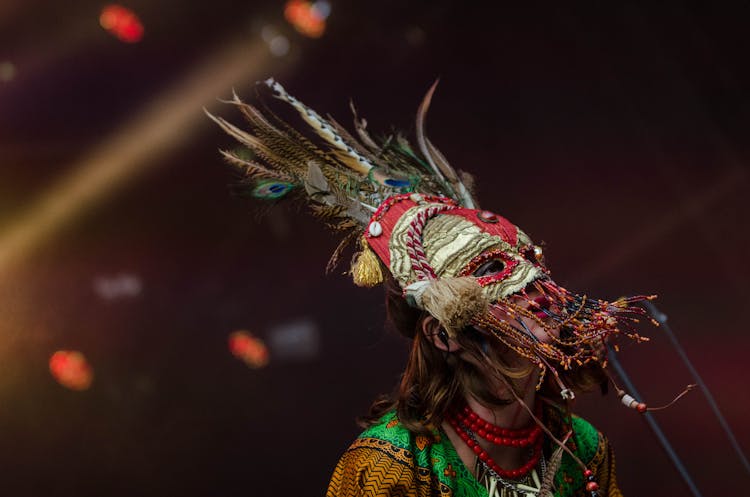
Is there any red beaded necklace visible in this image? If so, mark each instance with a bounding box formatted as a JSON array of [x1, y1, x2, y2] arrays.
[[446, 404, 544, 480]]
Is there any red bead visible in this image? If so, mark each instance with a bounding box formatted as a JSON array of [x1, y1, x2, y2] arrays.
[[586, 482, 599, 492], [583, 469, 593, 478], [449, 407, 545, 481], [477, 429, 487, 438], [636, 403, 647, 413]]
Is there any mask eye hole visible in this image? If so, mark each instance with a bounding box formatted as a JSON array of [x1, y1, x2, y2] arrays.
[[473, 259, 506, 277]]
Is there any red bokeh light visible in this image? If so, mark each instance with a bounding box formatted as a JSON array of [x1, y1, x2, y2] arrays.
[[284, 0, 327, 39], [228, 331, 269, 369], [49, 350, 94, 391], [100, 5, 144, 43]]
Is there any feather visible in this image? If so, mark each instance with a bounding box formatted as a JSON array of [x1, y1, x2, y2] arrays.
[[244, 103, 369, 191], [327, 113, 384, 167], [214, 99, 364, 198], [458, 170, 477, 198], [309, 204, 347, 220], [234, 95, 331, 171], [252, 180, 294, 199], [350, 101, 381, 152], [415, 81, 476, 207], [539, 430, 571, 497], [264, 78, 377, 175], [305, 161, 336, 205], [326, 229, 360, 273], [415, 80, 450, 185], [205, 109, 305, 177], [254, 88, 334, 157], [219, 149, 295, 182], [210, 80, 467, 239]]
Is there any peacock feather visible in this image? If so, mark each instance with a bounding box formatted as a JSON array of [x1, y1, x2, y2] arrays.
[[206, 78, 477, 260]]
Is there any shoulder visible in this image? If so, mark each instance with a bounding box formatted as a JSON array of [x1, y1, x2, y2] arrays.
[[358, 411, 414, 449], [327, 411, 473, 497], [339, 411, 421, 478]]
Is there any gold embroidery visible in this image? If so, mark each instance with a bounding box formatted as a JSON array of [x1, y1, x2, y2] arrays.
[[388, 203, 541, 300], [327, 438, 450, 497], [415, 435, 431, 451]]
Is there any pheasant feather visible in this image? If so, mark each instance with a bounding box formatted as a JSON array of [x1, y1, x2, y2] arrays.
[[207, 79, 477, 263]]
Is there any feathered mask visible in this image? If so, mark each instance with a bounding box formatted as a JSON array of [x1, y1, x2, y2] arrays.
[[207, 79, 654, 392]]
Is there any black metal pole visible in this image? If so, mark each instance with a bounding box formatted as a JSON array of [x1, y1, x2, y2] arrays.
[[607, 346, 704, 497], [644, 301, 750, 476]]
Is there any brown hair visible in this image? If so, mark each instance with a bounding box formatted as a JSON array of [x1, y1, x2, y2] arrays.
[[360, 277, 530, 434], [359, 277, 606, 434]]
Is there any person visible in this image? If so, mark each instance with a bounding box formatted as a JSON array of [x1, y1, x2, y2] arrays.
[[208, 79, 654, 497], [327, 275, 621, 497]]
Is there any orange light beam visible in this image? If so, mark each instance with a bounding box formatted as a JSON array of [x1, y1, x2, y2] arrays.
[[0, 37, 282, 276], [572, 167, 747, 286]]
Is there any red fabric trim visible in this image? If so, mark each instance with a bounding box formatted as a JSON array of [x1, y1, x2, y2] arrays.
[[364, 194, 519, 270]]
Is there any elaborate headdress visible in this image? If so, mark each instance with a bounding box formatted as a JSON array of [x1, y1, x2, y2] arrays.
[[206, 79, 654, 396]]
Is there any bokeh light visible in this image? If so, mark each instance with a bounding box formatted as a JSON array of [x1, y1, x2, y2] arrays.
[[228, 330, 269, 369], [0, 61, 16, 82], [405, 26, 426, 47], [99, 5, 144, 43], [93, 273, 142, 300], [267, 318, 320, 361], [269, 35, 290, 57], [49, 351, 94, 391], [283, 0, 330, 39], [261, 25, 291, 57]]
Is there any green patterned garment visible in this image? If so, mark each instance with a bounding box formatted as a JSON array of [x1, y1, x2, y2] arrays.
[[327, 410, 621, 497]]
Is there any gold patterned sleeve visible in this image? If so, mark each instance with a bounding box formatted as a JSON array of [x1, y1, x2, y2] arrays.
[[591, 433, 623, 497], [326, 443, 422, 497]]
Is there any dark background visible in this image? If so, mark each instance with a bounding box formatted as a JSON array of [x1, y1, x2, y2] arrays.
[[0, 1, 748, 495]]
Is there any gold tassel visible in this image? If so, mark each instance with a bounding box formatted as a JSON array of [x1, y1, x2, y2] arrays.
[[350, 237, 384, 287]]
